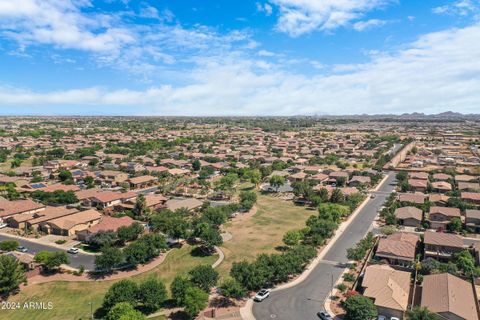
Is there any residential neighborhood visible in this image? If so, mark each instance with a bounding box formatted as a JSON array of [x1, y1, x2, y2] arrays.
[[0, 116, 478, 320]]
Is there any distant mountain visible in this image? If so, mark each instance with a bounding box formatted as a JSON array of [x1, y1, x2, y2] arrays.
[[315, 111, 480, 121]]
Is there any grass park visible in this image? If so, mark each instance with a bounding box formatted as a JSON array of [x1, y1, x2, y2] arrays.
[[1, 245, 217, 320]]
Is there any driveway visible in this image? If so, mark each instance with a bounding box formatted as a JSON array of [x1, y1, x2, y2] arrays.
[[0, 234, 96, 270], [252, 172, 397, 320]]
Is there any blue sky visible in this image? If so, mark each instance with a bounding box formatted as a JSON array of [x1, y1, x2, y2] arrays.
[[0, 0, 479, 115]]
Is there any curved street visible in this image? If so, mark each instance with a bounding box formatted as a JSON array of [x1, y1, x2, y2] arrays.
[[0, 234, 96, 270], [252, 171, 397, 320]]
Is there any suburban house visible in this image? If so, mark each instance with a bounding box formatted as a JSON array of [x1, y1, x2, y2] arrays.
[[408, 179, 428, 192], [430, 181, 452, 193], [428, 206, 461, 230], [76, 215, 136, 241], [428, 194, 450, 206], [128, 175, 158, 189], [97, 170, 129, 187], [41, 209, 102, 236], [394, 206, 423, 227], [119, 193, 167, 211], [375, 232, 420, 268], [165, 198, 203, 212], [466, 209, 480, 232], [398, 193, 426, 205], [362, 264, 411, 319], [80, 190, 137, 209], [421, 273, 478, 320], [0, 199, 45, 222], [461, 192, 480, 205], [423, 231, 464, 261], [348, 175, 371, 187], [23, 207, 79, 232]]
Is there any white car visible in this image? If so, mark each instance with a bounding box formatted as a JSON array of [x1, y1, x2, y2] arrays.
[[67, 248, 79, 254], [0, 223, 7, 229], [253, 289, 270, 302]]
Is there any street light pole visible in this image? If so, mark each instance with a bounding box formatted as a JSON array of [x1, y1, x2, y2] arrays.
[[89, 302, 93, 320]]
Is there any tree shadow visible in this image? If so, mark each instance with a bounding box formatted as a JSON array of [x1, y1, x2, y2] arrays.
[[190, 246, 214, 257], [275, 245, 290, 252], [209, 296, 236, 308], [170, 310, 190, 320]]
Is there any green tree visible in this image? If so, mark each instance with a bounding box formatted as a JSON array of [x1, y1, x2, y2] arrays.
[[198, 225, 223, 252], [171, 275, 192, 306], [330, 188, 345, 203], [219, 278, 247, 299], [34, 251, 69, 271], [189, 265, 219, 292], [455, 250, 477, 276], [137, 276, 167, 312], [406, 306, 438, 320], [58, 170, 73, 182], [447, 217, 462, 233], [249, 169, 262, 187], [239, 190, 257, 210], [106, 302, 146, 320], [95, 246, 123, 272], [150, 211, 189, 242], [282, 230, 303, 247], [103, 279, 138, 312], [192, 159, 201, 171], [10, 158, 22, 168], [117, 222, 144, 245], [134, 194, 147, 218], [183, 287, 208, 319], [343, 294, 378, 320], [0, 240, 19, 252], [269, 175, 285, 191], [0, 255, 26, 295]]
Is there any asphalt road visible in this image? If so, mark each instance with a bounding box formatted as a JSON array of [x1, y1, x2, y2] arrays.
[[252, 171, 397, 320], [0, 234, 96, 270]]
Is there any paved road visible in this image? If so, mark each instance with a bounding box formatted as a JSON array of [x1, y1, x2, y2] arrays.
[[252, 172, 397, 320], [0, 234, 96, 270]]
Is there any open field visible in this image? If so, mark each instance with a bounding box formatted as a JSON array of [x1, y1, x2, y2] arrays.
[[1, 245, 217, 320], [218, 187, 315, 277]]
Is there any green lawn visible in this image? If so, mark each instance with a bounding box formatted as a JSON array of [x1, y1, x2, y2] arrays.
[[218, 191, 316, 278], [1, 245, 217, 320]]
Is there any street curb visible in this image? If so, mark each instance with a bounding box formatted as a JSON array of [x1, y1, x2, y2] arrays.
[[240, 172, 392, 320]]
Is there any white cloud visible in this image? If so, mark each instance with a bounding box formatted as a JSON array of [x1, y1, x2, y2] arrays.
[[0, 0, 254, 78], [0, 0, 134, 53], [2, 24, 480, 116], [269, 0, 394, 36], [258, 49, 275, 56], [353, 19, 388, 31], [256, 2, 273, 16], [433, 0, 479, 16]]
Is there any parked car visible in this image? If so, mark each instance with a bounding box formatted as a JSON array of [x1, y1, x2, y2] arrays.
[[0, 223, 7, 229], [67, 248, 79, 254], [253, 289, 270, 302], [317, 311, 333, 320], [371, 194, 376, 199], [378, 316, 386, 320], [16, 246, 27, 253]]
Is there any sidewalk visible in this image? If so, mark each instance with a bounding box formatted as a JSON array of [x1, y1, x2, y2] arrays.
[[240, 195, 372, 319], [240, 173, 392, 319]]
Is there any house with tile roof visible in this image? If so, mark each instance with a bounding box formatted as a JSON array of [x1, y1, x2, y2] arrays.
[[362, 264, 411, 319], [421, 273, 479, 320]]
